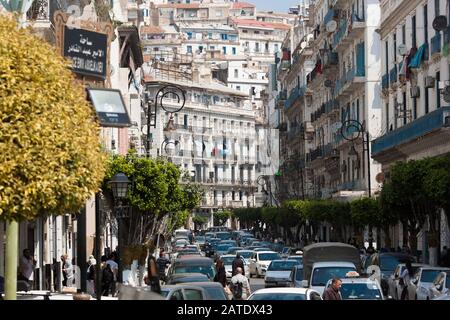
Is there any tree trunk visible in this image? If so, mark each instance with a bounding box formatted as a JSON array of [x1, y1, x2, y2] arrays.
[[5, 220, 18, 300]]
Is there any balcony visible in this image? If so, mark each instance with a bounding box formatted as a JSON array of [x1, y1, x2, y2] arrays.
[[372, 107, 450, 158], [335, 66, 365, 97], [431, 33, 442, 56], [323, 52, 339, 71], [333, 15, 366, 51], [389, 65, 397, 87], [382, 73, 389, 90], [310, 147, 323, 162], [306, 63, 323, 87], [324, 9, 336, 26], [285, 86, 306, 110]]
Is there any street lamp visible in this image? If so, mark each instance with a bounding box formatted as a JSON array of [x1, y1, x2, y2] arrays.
[[146, 85, 186, 158], [160, 138, 180, 158], [108, 172, 131, 286]]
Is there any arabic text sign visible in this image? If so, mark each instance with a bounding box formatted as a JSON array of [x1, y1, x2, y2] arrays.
[[63, 26, 107, 78]]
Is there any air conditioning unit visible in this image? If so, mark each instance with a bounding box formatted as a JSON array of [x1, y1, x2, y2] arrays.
[[410, 86, 420, 98], [425, 76, 435, 88]]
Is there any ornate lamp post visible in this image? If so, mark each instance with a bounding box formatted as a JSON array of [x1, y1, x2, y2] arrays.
[[146, 85, 186, 158], [108, 173, 131, 286]]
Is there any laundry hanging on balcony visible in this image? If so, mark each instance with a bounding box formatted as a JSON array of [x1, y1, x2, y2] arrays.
[[194, 139, 204, 157], [398, 56, 408, 80], [408, 44, 426, 69]]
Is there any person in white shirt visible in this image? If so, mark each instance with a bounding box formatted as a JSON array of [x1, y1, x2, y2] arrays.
[[227, 267, 251, 300], [400, 260, 413, 300], [19, 249, 35, 288]]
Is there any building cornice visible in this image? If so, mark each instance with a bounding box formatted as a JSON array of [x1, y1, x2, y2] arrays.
[[380, 0, 423, 39]]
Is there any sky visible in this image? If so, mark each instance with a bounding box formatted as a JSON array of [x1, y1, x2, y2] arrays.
[[252, 0, 299, 12]]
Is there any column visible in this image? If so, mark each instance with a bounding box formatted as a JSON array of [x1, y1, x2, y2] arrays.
[[0, 221, 4, 277]]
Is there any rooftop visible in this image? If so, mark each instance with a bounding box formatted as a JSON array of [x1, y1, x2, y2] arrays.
[[231, 2, 256, 9], [232, 18, 291, 30]]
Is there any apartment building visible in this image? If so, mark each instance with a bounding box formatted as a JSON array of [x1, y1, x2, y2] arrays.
[[372, 0, 450, 254]]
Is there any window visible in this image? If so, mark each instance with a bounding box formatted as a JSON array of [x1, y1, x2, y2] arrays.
[[385, 102, 389, 132], [187, 32, 193, 39], [234, 69, 238, 78], [221, 33, 228, 40], [254, 31, 260, 34], [223, 46, 227, 54], [255, 42, 260, 52], [402, 25, 406, 44], [412, 15, 417, 47], [274, 44, 279, 52], [435, 0, 440, 18], [425, 79, 429, 114], [216, 10, 223, 17], [232, 47, 236, 55], [385, 41, 389, 74], [187, 45, 192, 54], [236, 86, 241, 91], [393, 33, 397, 63], [184, 289, 204, 300], [243, 30, 248, 33], [413, 97, 417, 120], [264, 31, 269, 35], [170, 290, 184, 300]]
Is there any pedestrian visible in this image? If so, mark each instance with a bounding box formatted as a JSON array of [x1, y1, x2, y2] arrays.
[[101, 263, 114, 296], [61, 254, 74, 287], [322, 278, 342, 300], [156, 250, 170, 284], [87, 255, 96, 297], [18, 249, 35, 289], [106, 253, 119, 296], [146, 254, 161, 294], [231, 253, 244, 276], [213, 259, 227, 287], [400, 260, 413, 300], [227, 267, 251, 300]]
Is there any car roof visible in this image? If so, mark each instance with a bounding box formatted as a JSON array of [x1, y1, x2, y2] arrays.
[[169, 273, 208, 279], [256, 251, 277, 254], [219, 255, 235, 258], [236, 250, 254, 253], [339, 277, 380, 284], [270, 259, 298, 263], [180, 282, 222, 288], [173, 257, 213, 265], [252, 288, 311, 294], [418, 266, 450, 271], [313, 261, 356, 267]]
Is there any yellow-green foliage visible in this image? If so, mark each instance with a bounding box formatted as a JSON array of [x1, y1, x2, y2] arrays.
[[0, 16, 106, 220]]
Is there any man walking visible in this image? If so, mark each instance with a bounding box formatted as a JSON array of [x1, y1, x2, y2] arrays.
[[228, 267, 251, 300], [231, 253, 244, 276], [19, 249, 35, 289], [322, 278, 342, 300], [156, 250, 170, 284], [106, 253, 119, 296]]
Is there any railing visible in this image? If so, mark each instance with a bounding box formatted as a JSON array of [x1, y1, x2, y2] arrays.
[[333, 19, 348, 47], [372, 107, 450, 155], [431, 33, 442, 55], [382, 73, 389, 90], [389, 65, 397, 85], [285, 86, 306, 109], [310, 147, 323, 162]]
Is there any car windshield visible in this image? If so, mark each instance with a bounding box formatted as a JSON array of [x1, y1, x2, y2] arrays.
[[380, 256, 407, 272], [340, 283, 382, 300], [237, 251, 253, 259], [311, 267, 356, 286], [220, 257, 235, 265], [421, 270, 443, 283], [259, 253, 280, 261], [295, 269, 304, 281], [289, 256, 303, 264], [250, 293, 306, 300], [268, 260, 298, 271], [174, 265, 215, 279]]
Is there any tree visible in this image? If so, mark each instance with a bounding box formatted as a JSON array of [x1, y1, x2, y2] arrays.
[[192, 215, 208, 230], [214, 210, 231, 226], [0, 16, 106, 299]]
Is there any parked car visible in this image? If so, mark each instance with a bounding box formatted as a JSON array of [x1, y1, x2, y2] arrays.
[[166, 273, 210, 285], [249, 251, 281, 278], [248, 288, 322, 300], [409, 267, 450, 300], [325, 276, 385, 300], [387, 263, 425, 299], [265, 259, 300, 288], [428, 271, 450, 300], [254, 247, 272, 252], [160, 285, 209, 300], [168, 257, 216, 280], [364, 252, 416, 296], [290, 265, 304, 288], [216, 243, 234, 256]]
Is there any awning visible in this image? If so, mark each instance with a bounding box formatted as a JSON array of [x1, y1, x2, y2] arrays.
[[408, 44, 426, 68]]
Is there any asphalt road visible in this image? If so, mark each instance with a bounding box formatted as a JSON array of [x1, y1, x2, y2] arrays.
[[249, 276, 265, 293]]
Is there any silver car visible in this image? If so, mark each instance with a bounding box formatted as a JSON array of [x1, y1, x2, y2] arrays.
[[265, 259, 300, 288]]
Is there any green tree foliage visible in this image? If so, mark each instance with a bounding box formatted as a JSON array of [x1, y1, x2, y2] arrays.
[[0, 16, 106, 221], [350, 198, 380, 228], [214, 210, 231, 226], [192, 215, 208, 227]]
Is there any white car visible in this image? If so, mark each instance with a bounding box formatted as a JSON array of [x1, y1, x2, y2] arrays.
[[248, 251, 281, 278], [325, 276, 384, 300], [264, 259, 299, 288], [248, 287, 322, 300], [427, 271, 450, 300], [306, 261, 357, 296], [387, 263, 425, 299], [409, 267, 450, 300], [219, 254, 250, 279]]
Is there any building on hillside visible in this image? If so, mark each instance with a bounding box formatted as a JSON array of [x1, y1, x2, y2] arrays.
[[229, 1, 256, 18], [371, 0, 450, 261]]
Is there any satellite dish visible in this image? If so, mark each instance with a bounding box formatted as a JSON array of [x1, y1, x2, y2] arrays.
[[433, 15, 448, 32], [375, 172, 385, 184], [397, 44, 408, 57], [367, 265, 381, 284], [300, 41, 307, 49], [324, 79, 333, 87], [326, 20, 337, 33]]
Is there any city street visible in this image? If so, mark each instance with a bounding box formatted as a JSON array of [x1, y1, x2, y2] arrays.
[[249, 277, 265, 293]]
